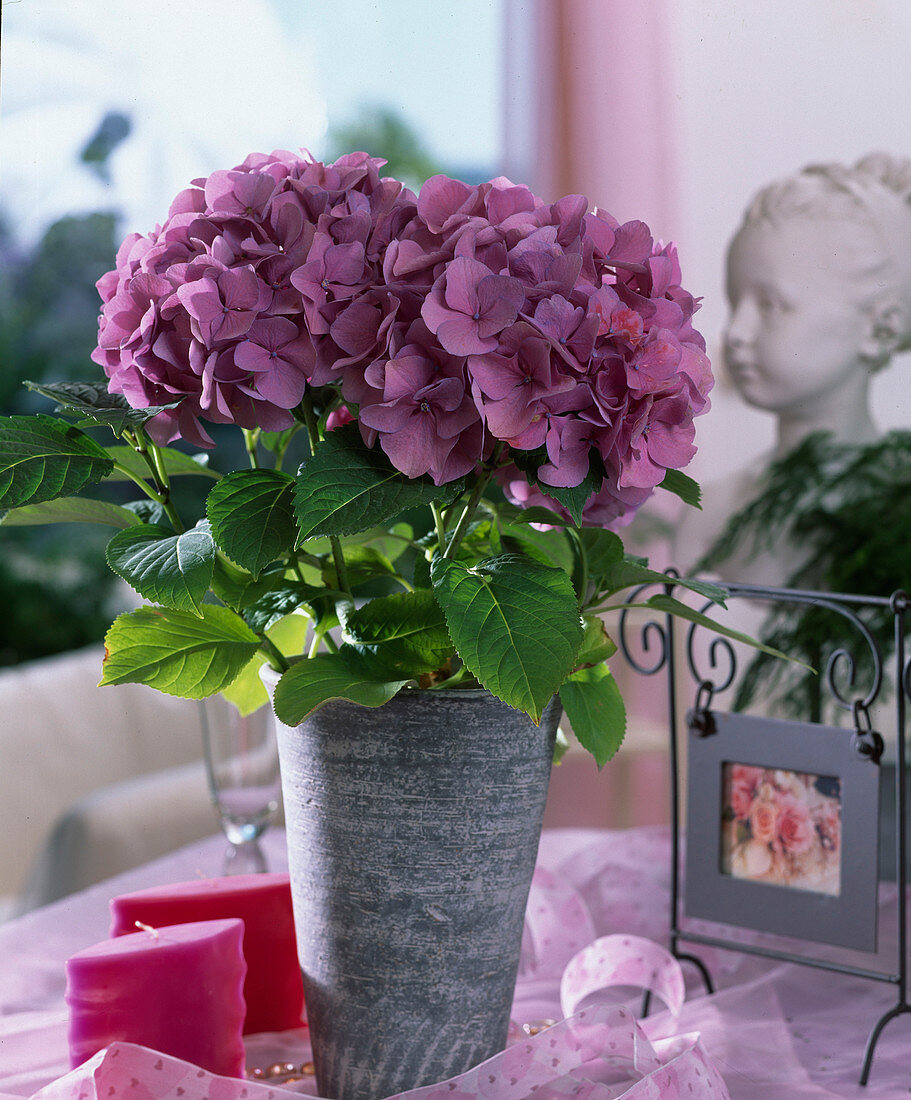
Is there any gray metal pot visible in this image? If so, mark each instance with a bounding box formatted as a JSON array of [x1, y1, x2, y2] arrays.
[[269, 683, 560, 1100]]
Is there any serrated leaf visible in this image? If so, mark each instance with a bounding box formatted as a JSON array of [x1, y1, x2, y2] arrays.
[[322, 543, 398, 589], [575, 615, 617, 668], [0, 414, 114, 508], [659, 468, 701, 509], [100, 604, 261, 697], [559, 664, 626, 767], [105, 521, 215, 613], [601, 559, 727, 605], [211, 558, 286, 611], [574, 527, 625, 574], [273, 651, 411, 725], [639, 594, 804, 664], [24, 380, 181, 433], [294, 423, 464, 540], [1, 496, 141, 529], [430, 553, 583, 723], [343, 589, 454, 677], [124, 500, 169, 526], [242, 582, 334, 633], [501, 523, 575, 574], [207, 469, 296, 577], [105, 445, 220, 482]]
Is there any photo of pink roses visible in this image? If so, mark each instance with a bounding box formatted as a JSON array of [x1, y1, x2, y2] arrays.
[[720, 763, 842, 897]]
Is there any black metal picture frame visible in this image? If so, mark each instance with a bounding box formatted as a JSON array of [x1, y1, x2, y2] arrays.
[[616, 580, 909, 1086], [684, 709, 881, 951]]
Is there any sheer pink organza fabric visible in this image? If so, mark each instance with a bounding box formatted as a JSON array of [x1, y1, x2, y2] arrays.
[[2, 829, 905, 1098], [18, 934, 729, 1100]]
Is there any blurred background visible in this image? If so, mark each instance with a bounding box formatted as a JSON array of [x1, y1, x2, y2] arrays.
[[1, 1, 911, 893], [3, 0, 911, 668]]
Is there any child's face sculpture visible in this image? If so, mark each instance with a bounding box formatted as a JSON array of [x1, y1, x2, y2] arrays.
[[724, 216, 878, 416]]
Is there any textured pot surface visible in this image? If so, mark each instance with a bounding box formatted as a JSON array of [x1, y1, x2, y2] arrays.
[[273, 687, 559, 1100]]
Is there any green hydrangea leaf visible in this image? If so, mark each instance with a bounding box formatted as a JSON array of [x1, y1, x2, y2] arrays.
[[0, 414, 114, 508], [207, 469, 297, 577], [294, 423, 463, 540], [659, 468, 701, 509], [321, 543, 398, 589], [559, 664, 626, 767], [641, 594, 799, 663], [105, 521, 215, 614], [571, 528, 625, 597], [500, 522, 575, 574], [241, 582, 335, 634], [105, 445, 219, 482], [575, 615, 617, 667], [210, 559, 287, 612], [0, 496, 141, 529], [502, 504, 574, 527], [100, 604, 261, 697], [273, 651, 411, 725], [24, 380, 181, 433], [342, 589, 454, 678], [601, 560, 727, 605], [430, 553, 583, 723], [575, 527, 625, 571]]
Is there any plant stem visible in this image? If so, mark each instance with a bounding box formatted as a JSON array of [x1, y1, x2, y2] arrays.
[[330, 537, 353, 598], [308, 627, 339, 657], [431, 501, 447, 550], [111, 449, 184, 534], [110, 461, 166, 502], [271, 423, 302, 472], [300, 393, 321, 455], [259, 634, 289, 672], [425, 664, 476, 690], [442, 447, 503, 558], [242, 428, 261, 469], [568, 528, 588, 609], [138, 433, 185, 533], [300, 392, 353, 600]]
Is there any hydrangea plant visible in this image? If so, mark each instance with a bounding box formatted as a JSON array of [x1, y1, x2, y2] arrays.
[[0, 151, 750, 764]]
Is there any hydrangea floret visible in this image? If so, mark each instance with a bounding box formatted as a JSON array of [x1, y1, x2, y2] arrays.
[[0, 150, 745, 764]]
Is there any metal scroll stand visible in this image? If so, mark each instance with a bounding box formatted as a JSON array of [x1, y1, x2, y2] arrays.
[[619, 581, 910, 1087]]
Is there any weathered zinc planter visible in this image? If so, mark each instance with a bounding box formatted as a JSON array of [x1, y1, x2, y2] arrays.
[[270, 683, 561, 1100]]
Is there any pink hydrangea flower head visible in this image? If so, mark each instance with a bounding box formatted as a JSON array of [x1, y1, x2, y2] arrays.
[[93, 149, 710, 515], [421, 257, 526, 356], [358, 352, 485, 483]]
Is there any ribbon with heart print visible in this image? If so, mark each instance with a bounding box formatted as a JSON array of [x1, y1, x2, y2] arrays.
[[32, 933, 728, 1100]]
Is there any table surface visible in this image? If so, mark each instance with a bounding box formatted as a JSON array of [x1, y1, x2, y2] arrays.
[[1, 826, 910, 1098]]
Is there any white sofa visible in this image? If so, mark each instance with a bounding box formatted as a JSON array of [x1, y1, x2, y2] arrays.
[[0, 646, 224, 915], [0, 645, 674, 918]]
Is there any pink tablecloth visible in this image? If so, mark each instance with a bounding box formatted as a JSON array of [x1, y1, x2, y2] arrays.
[[0, 827, 908, 1097]]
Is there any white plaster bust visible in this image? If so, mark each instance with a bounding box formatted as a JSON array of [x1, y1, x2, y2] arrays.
[[675, 153, 911, 585]]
